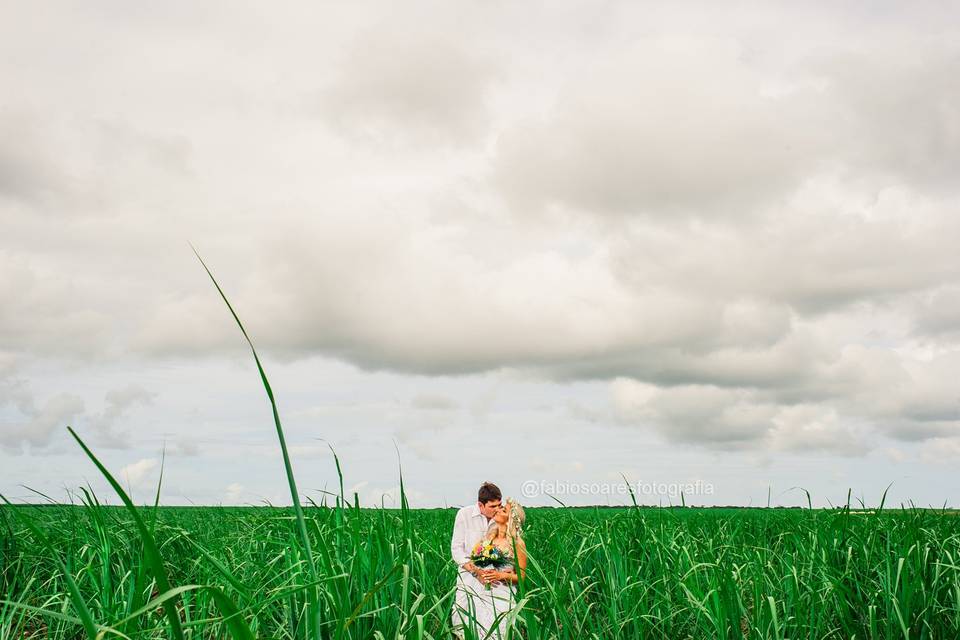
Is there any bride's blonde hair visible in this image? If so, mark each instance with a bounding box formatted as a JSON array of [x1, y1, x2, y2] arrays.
[[507, 499, 525, 539], [486, 497, 525, 542]]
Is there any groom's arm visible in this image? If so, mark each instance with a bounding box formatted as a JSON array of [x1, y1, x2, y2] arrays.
[[451, 509, 481, 577], [450, 508, 470, 567]]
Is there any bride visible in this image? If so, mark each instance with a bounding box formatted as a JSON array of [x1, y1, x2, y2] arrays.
[[454, 499, 527, 639]]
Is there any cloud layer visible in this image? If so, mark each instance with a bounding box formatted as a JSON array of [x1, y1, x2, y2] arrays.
[[2, 2, 960, 461]]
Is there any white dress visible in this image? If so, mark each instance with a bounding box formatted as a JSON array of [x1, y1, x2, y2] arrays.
[[452, 559, 518, 639]]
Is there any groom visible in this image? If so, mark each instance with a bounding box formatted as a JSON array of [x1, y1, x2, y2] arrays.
[[450, 481, 502, 631]]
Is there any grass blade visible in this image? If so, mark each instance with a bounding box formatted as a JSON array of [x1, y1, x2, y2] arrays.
[[66, 427, 186, 640], [192, 246, 322, 638]]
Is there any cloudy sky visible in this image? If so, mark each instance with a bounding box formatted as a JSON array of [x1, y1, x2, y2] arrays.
[[2, 2, 960, 508]]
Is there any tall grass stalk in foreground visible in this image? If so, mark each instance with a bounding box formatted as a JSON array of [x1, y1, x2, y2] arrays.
[[191, 246, 323, 637]]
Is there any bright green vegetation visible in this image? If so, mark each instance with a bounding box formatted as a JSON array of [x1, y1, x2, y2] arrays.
[[2, 502, 960, 639]]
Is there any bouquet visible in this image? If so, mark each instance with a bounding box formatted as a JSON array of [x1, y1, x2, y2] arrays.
[[469, 539, 511, 590]]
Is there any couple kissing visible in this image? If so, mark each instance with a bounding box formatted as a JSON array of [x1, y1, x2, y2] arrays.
[[449, 482, 527, 639]]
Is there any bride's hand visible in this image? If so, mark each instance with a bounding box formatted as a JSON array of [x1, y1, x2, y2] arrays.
[[495, 569, 516, 585]]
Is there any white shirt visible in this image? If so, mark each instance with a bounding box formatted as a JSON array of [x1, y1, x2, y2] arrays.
[[450, 503, 492, 568]]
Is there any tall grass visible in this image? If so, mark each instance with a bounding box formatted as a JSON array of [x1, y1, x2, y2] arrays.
[[3, 503, 960, 638]]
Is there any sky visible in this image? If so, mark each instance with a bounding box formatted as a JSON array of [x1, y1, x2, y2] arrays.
[[2, 1, 960, 508]]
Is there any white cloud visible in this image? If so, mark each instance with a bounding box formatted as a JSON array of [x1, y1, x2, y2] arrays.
[[120, 458, 158, 490], [918, 438, 960, 464], [881, 447, 907, 463], [352, 483, 432, 508], [224, 482, 244, 504], [768, 406, 867, 456]]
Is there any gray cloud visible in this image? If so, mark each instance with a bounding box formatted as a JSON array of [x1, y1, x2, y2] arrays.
[[611, 379, 871, 455], [491, 14, 960, 219], [410, 393, 458, 410], [320, 27, 497, 145], [0, 380, 155, 453], [0, 113, 64, 204], [816, 45, 960, 192], [493, 39, 825, 217], [166, 437, 201, 457], [87, 385, 157, 448], [610, 345, 960, 453], [0, 252, 114, 358], [913, 286, 960, 340], [0, 387, 85, 452]]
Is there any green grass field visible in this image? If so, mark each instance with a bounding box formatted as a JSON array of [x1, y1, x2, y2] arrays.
[[3, 500, 960, 639]]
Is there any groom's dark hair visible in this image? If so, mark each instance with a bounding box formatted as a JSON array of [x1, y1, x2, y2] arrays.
[[477, 482, 502, 504]]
